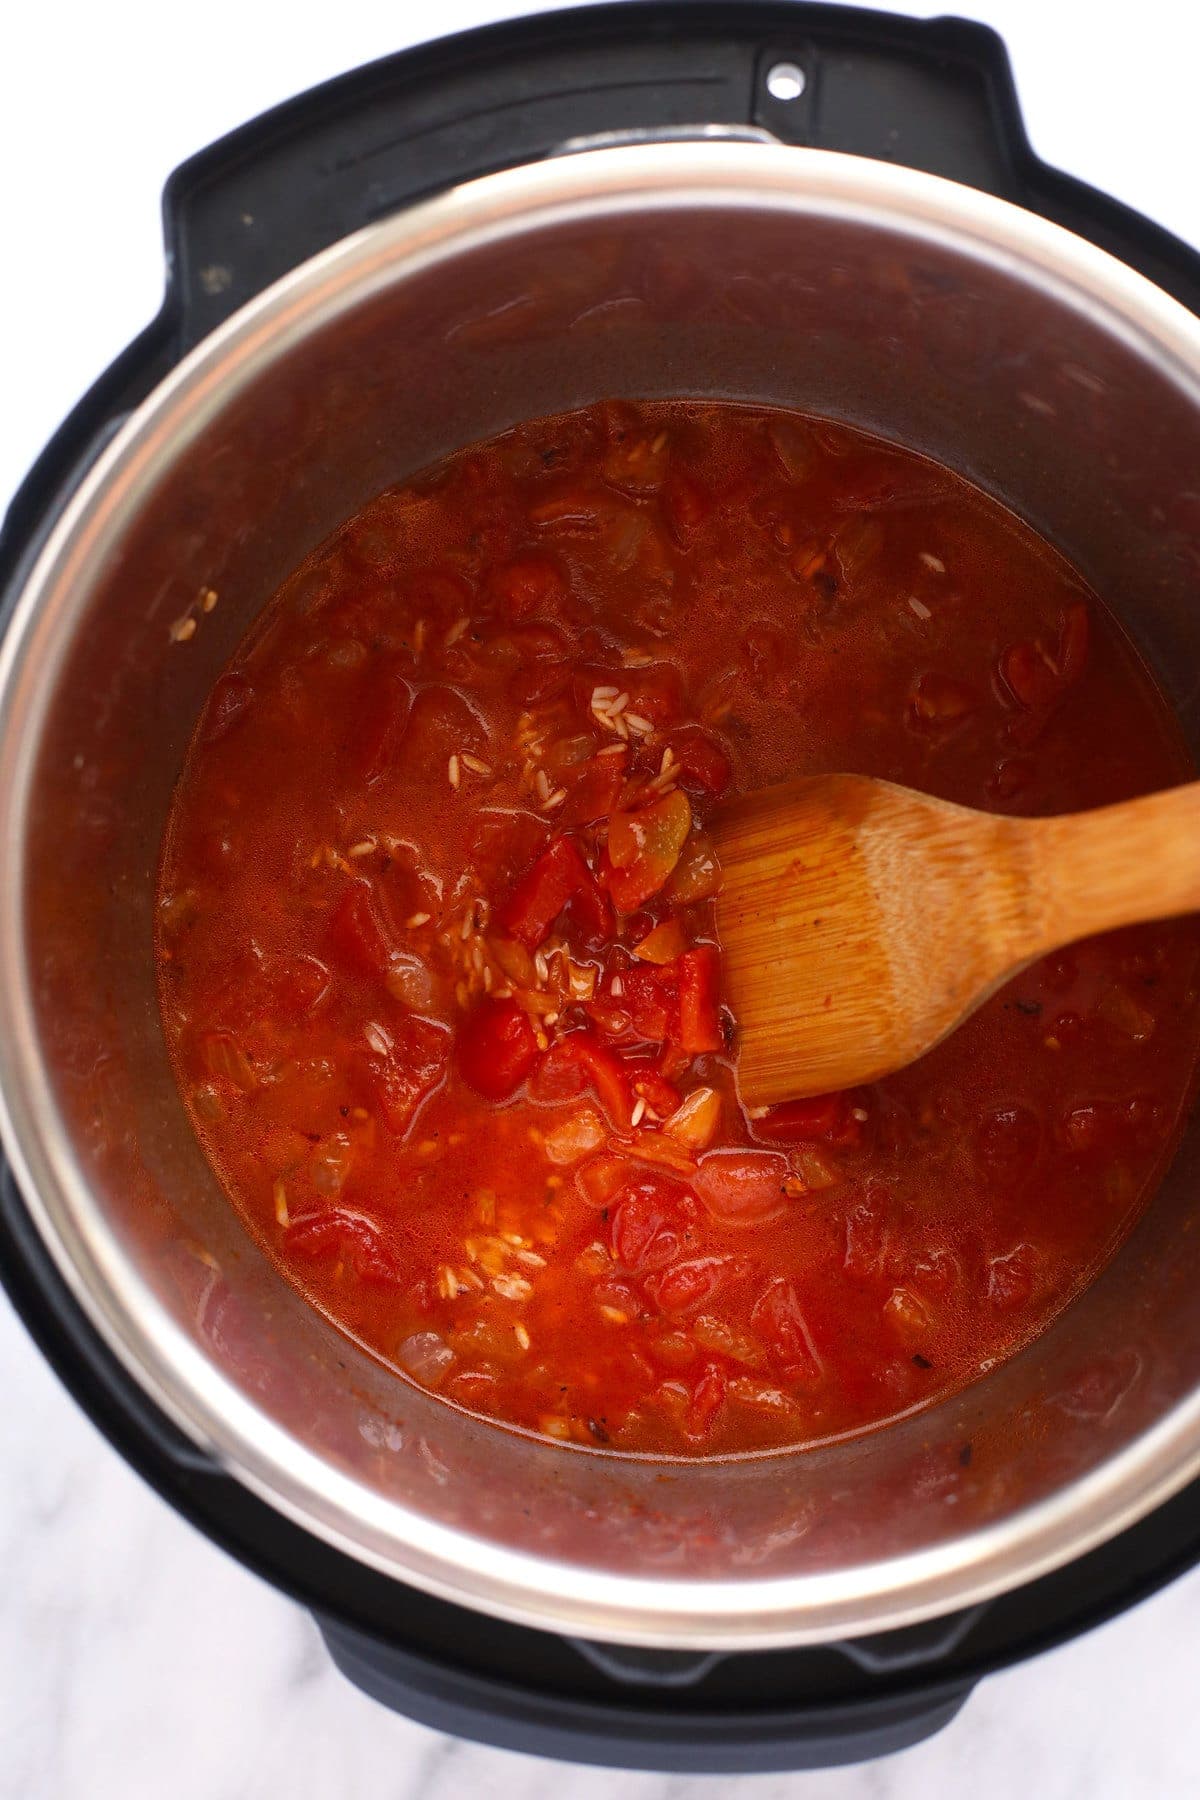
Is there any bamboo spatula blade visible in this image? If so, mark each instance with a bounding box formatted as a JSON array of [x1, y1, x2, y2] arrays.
[[711, 773, 1200, 1107]]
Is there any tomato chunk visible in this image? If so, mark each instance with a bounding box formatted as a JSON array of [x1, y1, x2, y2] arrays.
[[754, 1090, 865, 1148], [610, 1175, 697, 1271], [327, 884, 396, 984], [621, 964, 680, 1044], [285, 1208, 401, 1285], [458, 998, 539, 1101], [349, 671, 411, 784], [665, 726, 732, 798], [488, 555, 574, 626], [498, 835, 612, 950], [532, 1028, 632, 1128], [694, 1150, 791, 1227], [361, 1014, 449, 1133], [629, 1066, 682, 1118]]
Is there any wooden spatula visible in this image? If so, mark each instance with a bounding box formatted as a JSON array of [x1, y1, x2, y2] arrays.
[[711, 773, 1200, 1107]]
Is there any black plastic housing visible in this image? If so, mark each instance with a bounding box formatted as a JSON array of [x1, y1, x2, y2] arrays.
[[3, 2, 1200, 1774]]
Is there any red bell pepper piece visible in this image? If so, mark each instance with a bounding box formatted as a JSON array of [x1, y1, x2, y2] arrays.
[[498, 835, 612, 950], [532, 1028, 632, 1129], [360, 1015, 450, 1135], [677, 945, 723, 1054], [621, 964, 680, 1044], [327, 883, 395, 983], [753, 1090, 866, 1148], [285, 1207, 402, 1285], [629, 1066, 682, 1118], [457, 998, 540, 1102], [664, 725, 732, 799]]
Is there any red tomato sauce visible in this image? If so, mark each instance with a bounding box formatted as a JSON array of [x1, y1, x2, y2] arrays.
[[157, 401, 1200, 1456]]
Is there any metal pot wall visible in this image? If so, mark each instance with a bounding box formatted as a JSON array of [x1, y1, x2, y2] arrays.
[[3, 2, 1200, 1770]]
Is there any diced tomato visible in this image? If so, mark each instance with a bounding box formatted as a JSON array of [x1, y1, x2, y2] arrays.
[[664, 726, 732, 798], [487, 555, 575, 627], [663, 469, 712, 541], [621, 964, 680, 1044], [694, 1149, 791, 1227], [908, 672, 976, 731], [644, 1255, 727, 1315], [498, 835, 613, 950], [677, 946, 723, 1054], [610, 1175, 697, 1272], [629, 1066, 682, 1118], [583, 997, 633, 1040], [999, 640, 1059, 711], [751, 1277, 822, 1378], [394, 686, 488, 786], [753, 1090, 865, 1149], [572, 663, 685, 732], [557, 748, 628, 828], [359, 1014, 449, 1134], [349, 672, 411, 784], [604, 790, 693, 911], [327, 883, 395, 984], [686, 1363, 727, 1441], [266, 955, 332, 1024], [285, 1207, 401, 1285], [457, 998, 539, 1101], [532, 1028, 632, 1129], [470, 811, 550, 898], [999, 602, 1091, 714], [658, 1042, 695, 1084]]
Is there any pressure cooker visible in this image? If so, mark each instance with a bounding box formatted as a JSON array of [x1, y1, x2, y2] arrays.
[[3, 2, 1200, 1772]]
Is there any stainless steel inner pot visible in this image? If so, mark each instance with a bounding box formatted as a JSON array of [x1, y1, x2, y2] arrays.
[[3, 143, 1200, 1650]]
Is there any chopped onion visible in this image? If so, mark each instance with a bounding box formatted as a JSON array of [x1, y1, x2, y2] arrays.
[[883, 1287, 932, 1337], [397, 1331, 456, 1389], [663, 1086, 721, 1150], [543, 1107, 606, 1166], [385, 952, 436, 1010], [633, 919, 687, 965], [693, 1314, 766, 1366], [788, 1146, 842, 1191]]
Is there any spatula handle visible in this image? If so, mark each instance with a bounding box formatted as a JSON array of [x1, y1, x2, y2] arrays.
[[1033, 781, 1200, 948]]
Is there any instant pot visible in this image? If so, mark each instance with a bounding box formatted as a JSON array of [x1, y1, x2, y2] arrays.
[[4, 3, 1200, 1773]]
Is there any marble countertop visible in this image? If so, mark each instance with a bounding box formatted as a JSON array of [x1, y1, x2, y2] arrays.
[[3, 1290, 1199, 1800], [3, 2, 1199, 1795]]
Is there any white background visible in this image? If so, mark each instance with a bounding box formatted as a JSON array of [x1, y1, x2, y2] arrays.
[[2, 2, 1199, 1796]]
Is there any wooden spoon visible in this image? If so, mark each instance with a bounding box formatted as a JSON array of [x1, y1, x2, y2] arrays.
[[711, 773, 1200, 1107]]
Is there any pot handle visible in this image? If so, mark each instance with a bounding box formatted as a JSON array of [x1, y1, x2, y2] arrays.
[[163, 3, 1036, 351], [317, 1612, 975, 1771]]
